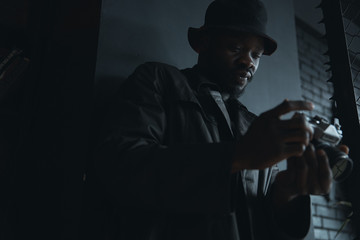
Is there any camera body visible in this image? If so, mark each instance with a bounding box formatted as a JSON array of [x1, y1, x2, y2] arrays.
[[307, 115, 342, 145], [306, 115, 353, 182]]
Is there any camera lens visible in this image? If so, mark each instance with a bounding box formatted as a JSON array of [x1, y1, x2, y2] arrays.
[[312, 141, 353, 182]]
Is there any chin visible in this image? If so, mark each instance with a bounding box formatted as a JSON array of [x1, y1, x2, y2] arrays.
[[223, 84, 245, 99]]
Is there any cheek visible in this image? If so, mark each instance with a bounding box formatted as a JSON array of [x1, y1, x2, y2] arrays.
[[210, 54, 232, 71], [218, 54, 237, 71]]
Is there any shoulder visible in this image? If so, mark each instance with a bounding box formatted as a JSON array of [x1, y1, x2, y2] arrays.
[[131, 62, 183, 78], [124, 62, 194, 97], [129, 62, 188, 85]]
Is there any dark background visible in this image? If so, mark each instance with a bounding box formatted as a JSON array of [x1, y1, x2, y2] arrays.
[[1, 0, 101, 239]]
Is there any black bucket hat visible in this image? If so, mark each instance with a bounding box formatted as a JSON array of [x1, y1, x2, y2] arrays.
[[188, 0, 277, 55]]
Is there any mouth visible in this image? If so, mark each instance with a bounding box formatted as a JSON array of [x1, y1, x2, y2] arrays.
[[234, 71, 252, 87], [237, 71, 252, 79], [236, 77, 248, 88]]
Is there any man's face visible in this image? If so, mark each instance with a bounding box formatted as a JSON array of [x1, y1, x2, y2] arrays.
[[200, 32, 264, 97]]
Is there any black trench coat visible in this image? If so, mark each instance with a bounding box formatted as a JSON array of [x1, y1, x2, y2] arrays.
[[94, 62, 310, 240]]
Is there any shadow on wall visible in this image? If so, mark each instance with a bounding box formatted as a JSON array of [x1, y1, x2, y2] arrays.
[[94, 76, 125, 105], [95, 16, 172, 86]]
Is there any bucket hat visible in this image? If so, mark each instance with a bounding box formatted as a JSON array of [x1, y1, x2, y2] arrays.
[[188, 0, 277, 55]]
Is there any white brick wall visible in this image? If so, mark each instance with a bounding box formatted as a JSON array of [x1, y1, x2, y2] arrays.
[[296, 18, 356, 240]]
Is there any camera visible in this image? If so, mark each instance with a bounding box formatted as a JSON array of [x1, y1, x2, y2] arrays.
[[307, 115, 353, 182]]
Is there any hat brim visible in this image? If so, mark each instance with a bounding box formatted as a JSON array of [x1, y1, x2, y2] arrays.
[[188, 26, 277, 56]]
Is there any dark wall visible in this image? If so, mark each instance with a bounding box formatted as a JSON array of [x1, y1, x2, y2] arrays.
[[0, 1, 102, 239]]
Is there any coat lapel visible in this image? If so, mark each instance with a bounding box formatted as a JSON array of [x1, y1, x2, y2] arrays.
[[172, 67, 235, 139], [209, 90, 234, 137]]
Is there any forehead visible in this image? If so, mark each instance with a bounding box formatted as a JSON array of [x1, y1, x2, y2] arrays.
[[211, 31, 265, 50]]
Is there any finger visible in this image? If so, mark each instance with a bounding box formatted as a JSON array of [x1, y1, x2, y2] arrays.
[[304, 144, 318, 169], [280, 116, 314, 139], [275, 170, 295, 188], [263, 99, 314, 119], [280, 116, 308, 129], [286, 156, 298, 171], [295, 156, 309, 195], [281, 130, 311, 146], [337, 145, 349, 155], [303, 144, 319, 194], [272, 171, 297, 206], [317, 149, 332, 194], [283, 143, 307, 158]]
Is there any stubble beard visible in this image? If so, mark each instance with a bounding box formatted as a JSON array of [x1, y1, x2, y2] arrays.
[[219, 74, 253, 99]]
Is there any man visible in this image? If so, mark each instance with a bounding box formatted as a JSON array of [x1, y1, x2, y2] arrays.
[[95, 0, 347, 239]]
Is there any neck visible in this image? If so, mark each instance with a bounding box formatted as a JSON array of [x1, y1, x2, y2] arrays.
[[196, 60, 245, 100]]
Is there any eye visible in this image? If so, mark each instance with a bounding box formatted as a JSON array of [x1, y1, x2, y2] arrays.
[[227, 44, 243, 53], [229, 47, 240, 53], [252, 52, 262, 59]]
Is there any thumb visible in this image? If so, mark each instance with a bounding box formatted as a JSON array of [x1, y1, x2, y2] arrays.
[[263, 99, 314, 119], [337, 145, 349, 155]]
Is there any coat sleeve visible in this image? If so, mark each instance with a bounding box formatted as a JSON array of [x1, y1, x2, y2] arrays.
[[94, 63, 235, 214]]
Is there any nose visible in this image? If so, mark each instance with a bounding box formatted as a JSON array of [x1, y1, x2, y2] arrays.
[[236, 52, 255, 70]]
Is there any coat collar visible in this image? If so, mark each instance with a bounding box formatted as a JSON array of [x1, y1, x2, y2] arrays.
[[181, 65, 219, 94], [179, 65, 235, 137]]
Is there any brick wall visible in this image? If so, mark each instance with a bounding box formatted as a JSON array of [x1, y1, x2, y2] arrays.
[[295, 18, 356, 240]]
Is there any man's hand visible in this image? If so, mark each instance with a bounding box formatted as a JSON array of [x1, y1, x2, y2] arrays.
[[232, 99, 314, 172], [272, 144, 349, 207]]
